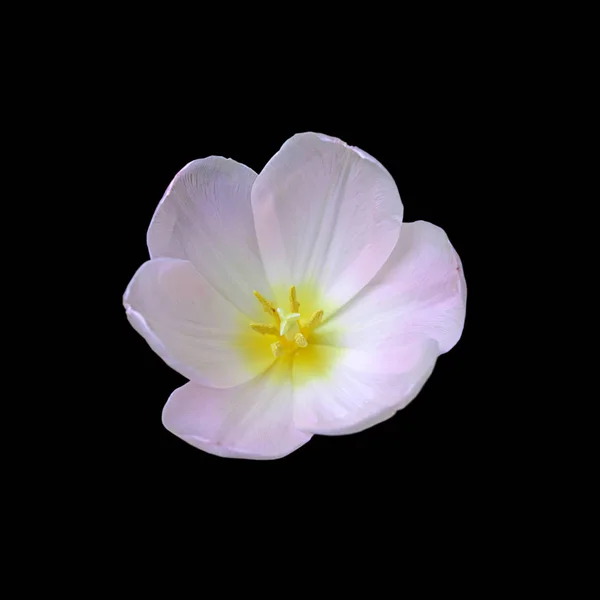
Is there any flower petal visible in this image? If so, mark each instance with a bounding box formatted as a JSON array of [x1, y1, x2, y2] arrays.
[[292, 222, 465, 436], [147, 157, 271, 320], [251, 133, 403, 313], [124, 258, 274, 388], [162, 361, 312, 460], [318, 221, 467, 354], [292, 339, 439, 435]]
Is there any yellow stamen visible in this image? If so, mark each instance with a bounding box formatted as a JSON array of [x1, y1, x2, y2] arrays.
[[249, 287, 325, 359], [300, 309, 324, 330], [289, 285, 300, 313], [253, 290, 279, 320], [270, 341, 284, 357], [294, 333, 308, 347], [249, 323, 279, 336]]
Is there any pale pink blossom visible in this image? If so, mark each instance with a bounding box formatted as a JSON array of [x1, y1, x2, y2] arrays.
[[124, 133, 467, 459]]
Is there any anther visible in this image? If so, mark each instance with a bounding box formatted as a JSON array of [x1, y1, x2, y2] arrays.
[[249, 323, 279, 335], [270, 341, 284, 357], [289, 286, 300, 313], [253, 290, 278, 319], [301, 310, 324, 330], [294, 333, 308, 347]]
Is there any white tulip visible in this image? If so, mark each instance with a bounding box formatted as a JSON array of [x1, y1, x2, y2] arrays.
[[124, 133, 466, 459]]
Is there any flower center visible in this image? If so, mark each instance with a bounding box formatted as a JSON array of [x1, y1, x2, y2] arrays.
[[250, 286, 324, 358]]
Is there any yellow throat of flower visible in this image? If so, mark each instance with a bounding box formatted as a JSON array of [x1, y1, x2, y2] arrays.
[[250, 286, 324, 358], [236, 284, 340, 385]]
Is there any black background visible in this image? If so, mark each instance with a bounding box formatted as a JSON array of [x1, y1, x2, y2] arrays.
[[22, 11, 572, 584], [109, 87, 493, 508], [34, 13, 578, 586]]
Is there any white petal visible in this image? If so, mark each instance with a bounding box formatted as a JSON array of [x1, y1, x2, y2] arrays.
[[124, 258, 274, 388], [292, 339, 439, 435], [318, 221, 467, 354], [162, 362, 312, 460], [252, 133, 403, 313], [147, 157, 272, 320]]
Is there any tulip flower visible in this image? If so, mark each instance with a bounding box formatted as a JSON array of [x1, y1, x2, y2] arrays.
[[124, 133, 466, 459]]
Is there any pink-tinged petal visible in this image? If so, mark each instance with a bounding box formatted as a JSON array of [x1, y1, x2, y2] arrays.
[[123, 258, 274, 388], [294, 222, 466, 435], [292, 339, 439, 435], [147, 157, 271, 320], [318, 221, 467, 354], [251, 132, 403, 312], [162, 362, 312, 460]]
